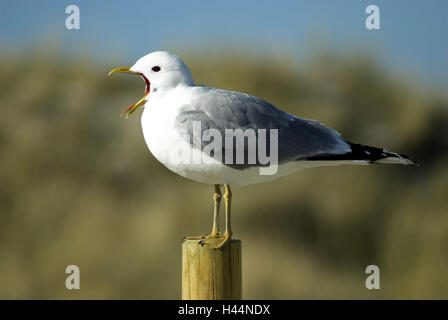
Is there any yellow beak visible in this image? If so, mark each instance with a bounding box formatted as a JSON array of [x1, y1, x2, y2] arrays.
[[108, 67, 150, 118], [108, 67, 139, 76]]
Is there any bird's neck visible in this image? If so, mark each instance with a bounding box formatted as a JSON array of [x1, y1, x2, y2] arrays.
[[146, 83, 193, 108]]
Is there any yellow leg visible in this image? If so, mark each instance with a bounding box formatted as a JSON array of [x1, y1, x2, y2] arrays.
[[210, 185, 222, 236], [199, 184, 233, 249], [223, 184, 232, 237], [185, 185, 221, 241]]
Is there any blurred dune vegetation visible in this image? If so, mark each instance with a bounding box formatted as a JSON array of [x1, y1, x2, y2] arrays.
[[0, 48, 447, 299]]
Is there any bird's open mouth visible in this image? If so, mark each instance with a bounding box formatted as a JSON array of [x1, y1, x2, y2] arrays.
[[108, 67, 150, 118]]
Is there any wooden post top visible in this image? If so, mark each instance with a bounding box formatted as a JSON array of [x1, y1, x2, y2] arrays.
[[182, 238, 242, 300]]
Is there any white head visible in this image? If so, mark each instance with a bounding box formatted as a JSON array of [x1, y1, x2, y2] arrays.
[[108, 51, 194, 118]]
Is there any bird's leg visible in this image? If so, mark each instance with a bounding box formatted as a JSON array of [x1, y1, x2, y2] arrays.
[[185, 185, 222, 242], [220, 184, 233, 245], [199, 184, 233, 248], [210, 184, 222, 236]]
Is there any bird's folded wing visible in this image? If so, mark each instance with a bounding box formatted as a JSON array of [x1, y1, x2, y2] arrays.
[[174, 88, 351, 169]]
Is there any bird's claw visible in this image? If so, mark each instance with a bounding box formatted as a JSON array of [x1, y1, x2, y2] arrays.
[[198, 232, 232, 249]]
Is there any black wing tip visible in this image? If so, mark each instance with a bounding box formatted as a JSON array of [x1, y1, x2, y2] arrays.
[[305, 142, 419, 166]]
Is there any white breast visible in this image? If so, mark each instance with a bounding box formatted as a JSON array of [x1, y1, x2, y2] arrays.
[[141, 88, 188, 166]]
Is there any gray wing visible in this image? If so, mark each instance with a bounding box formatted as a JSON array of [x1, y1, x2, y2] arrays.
[[175, 88, 351, 170]]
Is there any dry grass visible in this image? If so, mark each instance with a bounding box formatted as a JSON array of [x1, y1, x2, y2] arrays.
[[0, 49, 447, 299]]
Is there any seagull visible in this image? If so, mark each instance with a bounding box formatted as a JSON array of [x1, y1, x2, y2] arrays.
[[108, 51, 416, 248]]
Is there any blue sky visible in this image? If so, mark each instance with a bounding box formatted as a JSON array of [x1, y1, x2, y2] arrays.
[[1, 0, 447, 89]]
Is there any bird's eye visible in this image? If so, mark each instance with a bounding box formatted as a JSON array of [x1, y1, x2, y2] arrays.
[[152, 66, 161, 72]]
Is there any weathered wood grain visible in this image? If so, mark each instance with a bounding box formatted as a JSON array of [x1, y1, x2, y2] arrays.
[[182, 238, 242, 300]]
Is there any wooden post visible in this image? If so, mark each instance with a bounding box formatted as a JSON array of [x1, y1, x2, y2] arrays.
[[182, 238, 242, 300]]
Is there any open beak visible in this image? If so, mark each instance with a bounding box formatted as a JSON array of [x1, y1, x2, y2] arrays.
[[108, 67, 150, 118]]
